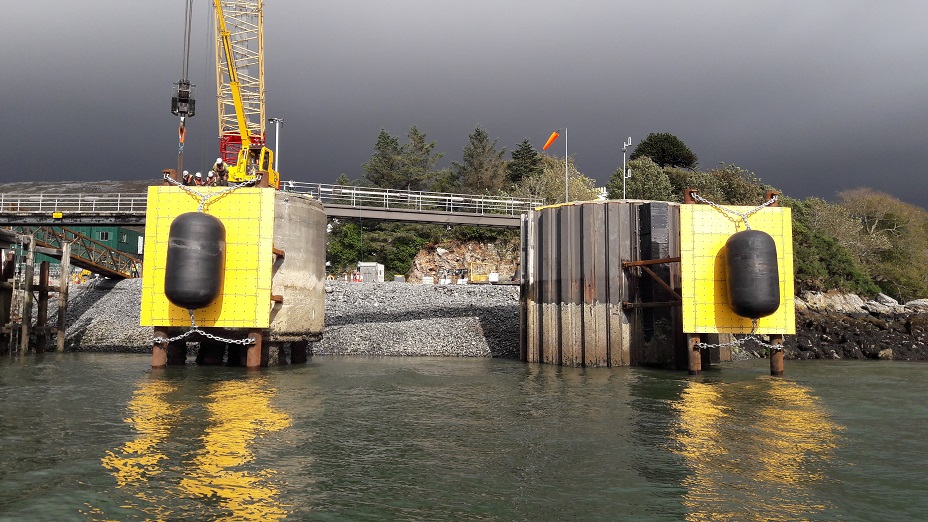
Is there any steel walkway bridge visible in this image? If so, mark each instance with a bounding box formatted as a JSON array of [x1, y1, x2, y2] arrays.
[[0, 183, 542, 228], [26, 226, 140, 279]]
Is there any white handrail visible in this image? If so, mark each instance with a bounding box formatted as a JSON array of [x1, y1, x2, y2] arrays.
[[0, 183, 543, 217]]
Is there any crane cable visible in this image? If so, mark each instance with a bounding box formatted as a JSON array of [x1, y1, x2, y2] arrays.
[[181, 0, 193, 80], [177, 0, 195, 168]]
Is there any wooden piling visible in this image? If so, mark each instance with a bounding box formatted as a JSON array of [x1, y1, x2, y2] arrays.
[[56, 242, 70, 352], [36, 261, 49, 352], [769, 334, 784, 376], [20, 237, 35, 353], [687, 334, 701, 375]]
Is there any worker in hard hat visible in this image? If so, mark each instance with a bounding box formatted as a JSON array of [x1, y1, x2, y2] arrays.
[[194, 172, 204, 186], [212, 157, 229, 186], [182, 170, 191, 186], [207, 170, 216, 186]]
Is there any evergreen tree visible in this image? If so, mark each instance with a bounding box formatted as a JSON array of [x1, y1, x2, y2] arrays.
[[630, 132, 698, 169], [452, 126, 507, 193], [361, 129, 403, 188], [506, 139, 543, 184], [400, 126, 443, 191]]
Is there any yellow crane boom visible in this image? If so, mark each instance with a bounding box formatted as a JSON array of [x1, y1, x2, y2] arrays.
[[214, 0, 279, 189]]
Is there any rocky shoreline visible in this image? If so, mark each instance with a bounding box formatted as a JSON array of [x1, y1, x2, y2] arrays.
[[42, 279, 928, 362]]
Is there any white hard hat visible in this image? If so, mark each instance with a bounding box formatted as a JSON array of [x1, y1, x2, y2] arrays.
[[208, 171, 214, 177], [183, 170, 189, 175], [195, 172, 202, 178], [216, 158, 223, 163]]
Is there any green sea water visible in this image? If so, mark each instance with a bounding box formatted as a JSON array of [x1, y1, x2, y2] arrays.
[[1, 354, 926, 521]]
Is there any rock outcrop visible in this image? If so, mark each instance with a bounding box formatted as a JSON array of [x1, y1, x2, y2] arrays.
[[785, 291, 928, 361]]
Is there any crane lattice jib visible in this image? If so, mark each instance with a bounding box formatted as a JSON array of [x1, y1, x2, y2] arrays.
[[214, 0, 265, 165]]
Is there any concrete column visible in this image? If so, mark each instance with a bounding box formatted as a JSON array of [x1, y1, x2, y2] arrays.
[[290, 340, 308, 364]]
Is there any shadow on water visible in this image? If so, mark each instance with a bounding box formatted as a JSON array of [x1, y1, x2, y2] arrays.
[[95, 369, 297, 521]]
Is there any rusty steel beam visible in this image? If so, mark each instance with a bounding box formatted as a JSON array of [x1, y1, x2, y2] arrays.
[[639, 265, 683, 302], [622, 301, 682, 309], [622, 257, 681, 268]]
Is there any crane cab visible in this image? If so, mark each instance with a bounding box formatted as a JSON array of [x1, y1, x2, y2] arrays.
[[228, 145, 280, 189]]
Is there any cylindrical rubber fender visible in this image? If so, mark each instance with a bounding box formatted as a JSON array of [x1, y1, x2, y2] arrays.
[[164, 212, 226, 309], [725, 229, 780, 319]]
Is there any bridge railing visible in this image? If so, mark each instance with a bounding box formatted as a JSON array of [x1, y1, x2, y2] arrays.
[[0, 193, 148, 214], [0, 184, 544, 217], [285, 182, 543, 216]]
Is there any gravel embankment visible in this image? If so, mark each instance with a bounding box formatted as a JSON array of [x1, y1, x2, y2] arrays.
[[49, 279, 521, 357], [316, 281, 520, 357]]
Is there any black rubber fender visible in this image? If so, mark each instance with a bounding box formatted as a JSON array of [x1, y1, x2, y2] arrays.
[[164, 212, 226, 309], [725, 229, 780, 319]]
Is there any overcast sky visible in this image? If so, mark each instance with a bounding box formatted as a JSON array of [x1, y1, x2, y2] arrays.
[[2, 1, 926, 207]]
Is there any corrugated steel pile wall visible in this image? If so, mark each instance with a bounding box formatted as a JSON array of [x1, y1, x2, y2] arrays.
[[521, 200, 688, 368]]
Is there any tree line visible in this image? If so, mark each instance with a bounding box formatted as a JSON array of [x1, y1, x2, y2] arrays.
[[328, 128, 928, 302], [327, 125, 599, 277]]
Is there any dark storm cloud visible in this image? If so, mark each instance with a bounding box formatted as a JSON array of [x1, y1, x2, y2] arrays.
[[2, 1, 926, 207]]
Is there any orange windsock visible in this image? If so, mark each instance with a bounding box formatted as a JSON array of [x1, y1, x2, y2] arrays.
[[542, 131, 560, 151]]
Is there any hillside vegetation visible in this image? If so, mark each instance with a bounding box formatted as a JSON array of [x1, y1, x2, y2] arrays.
[[332, 128, 928, 302]]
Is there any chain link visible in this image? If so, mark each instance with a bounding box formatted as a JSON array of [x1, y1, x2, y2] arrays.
[[161, 172, 261, 212], [153, 309, 256, 345], [691, 193, 778, 230], [693, 319, 784, 352]]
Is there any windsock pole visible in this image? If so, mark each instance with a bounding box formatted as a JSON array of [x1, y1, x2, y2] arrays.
[[542, 129, 569, 202]]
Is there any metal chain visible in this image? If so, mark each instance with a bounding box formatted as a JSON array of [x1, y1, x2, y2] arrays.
[[152, 309, 255, 345], [692, 193, 779, 230], [693, 319, 784, 352], [161, 172, 261, 212]]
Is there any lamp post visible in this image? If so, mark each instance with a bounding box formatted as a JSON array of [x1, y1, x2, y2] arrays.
[[268, 117, 284, 171], [622, 136, 632, 199]]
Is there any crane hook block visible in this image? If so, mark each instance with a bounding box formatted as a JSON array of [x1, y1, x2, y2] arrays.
[[164, 212, 225, 310], [724, 229, 780, 319]]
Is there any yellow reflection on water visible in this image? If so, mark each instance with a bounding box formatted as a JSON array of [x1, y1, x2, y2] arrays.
[[101, 379, 178, 504], [179, 379, 292, 520], [671, 377, 842, 521], [100, 376, 292, 521]]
